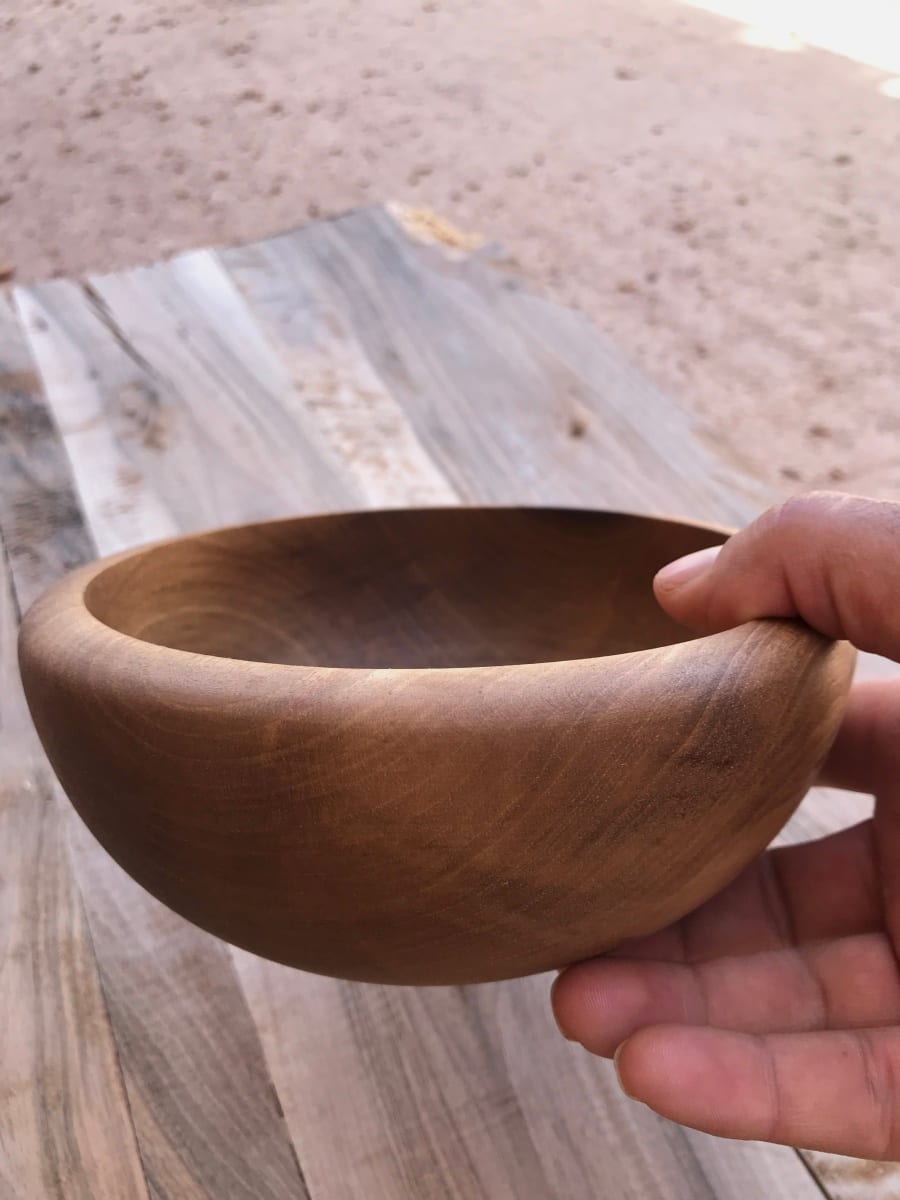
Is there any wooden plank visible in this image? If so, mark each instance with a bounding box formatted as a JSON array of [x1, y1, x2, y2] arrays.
[[0, 298, 93, 611], [0, 298, 149, 1200], [5, 299, 308, 1200], [61, 821, 309, 1200], [802, 1157, 900, 1200], [224, 208, 771, 526], [307, 207, 900, 1199], [15, 260, 348, 554], [17, 215, 824, 1199], [343, 210, 900, 1198], [225, 209, 898, 1198], [218, 239, 455, 508]]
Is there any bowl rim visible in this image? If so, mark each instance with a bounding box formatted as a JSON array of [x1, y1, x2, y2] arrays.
[[21, 504, 784, 686]]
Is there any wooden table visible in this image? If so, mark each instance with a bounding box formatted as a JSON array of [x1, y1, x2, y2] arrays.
[[0, 206, 893, 1199]]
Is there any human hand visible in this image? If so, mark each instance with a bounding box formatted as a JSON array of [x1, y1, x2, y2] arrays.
[[552, 492, 900, 1158]]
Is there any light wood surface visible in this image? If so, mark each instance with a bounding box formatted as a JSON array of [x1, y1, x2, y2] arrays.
[[2, 206, 893, 1196], [0, 297, 148, 1200], [1, 294, 309, 1200]]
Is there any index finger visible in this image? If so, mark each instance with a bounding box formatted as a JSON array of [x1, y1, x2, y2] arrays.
[[616, 1024, 900, 1159], [655, 493, 900, 659], [655, 493, 900, 794]]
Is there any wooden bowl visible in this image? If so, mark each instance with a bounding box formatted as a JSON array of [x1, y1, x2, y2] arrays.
[[19, 507, 854, 985]]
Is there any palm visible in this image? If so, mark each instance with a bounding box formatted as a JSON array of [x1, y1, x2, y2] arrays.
[[553, 798, 900, 1157], [555, 493, 900, 1158]]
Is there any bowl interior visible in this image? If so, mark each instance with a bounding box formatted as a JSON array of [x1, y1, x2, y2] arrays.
[[84, 508, 727, 669]]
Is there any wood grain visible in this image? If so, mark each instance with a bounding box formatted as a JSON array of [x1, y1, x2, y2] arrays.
[[13, 208, 839, 1198], [223, 210, 900, 1196], [3, 299, 308, 1200], [20, 508, 854, 985], [0, 564, 150, 1200], [214, 238, 455, 509], [15, 261, 348, 553], [0, 297, 148, 1200], [61, 824, 309, 1200], [219, 208, 771, 525]]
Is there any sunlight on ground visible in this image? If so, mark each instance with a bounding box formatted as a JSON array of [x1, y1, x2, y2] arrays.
[[737, 25, 803, 53], [680, 0, 900, 80]]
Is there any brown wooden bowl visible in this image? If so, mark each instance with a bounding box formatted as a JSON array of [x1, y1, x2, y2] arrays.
[[19, 507, 854, 985]]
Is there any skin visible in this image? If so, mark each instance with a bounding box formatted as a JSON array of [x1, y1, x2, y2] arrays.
[[552, 491, 900, 1159]]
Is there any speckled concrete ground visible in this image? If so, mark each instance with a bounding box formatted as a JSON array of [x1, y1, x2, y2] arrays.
[[2, 0, 898, 500]]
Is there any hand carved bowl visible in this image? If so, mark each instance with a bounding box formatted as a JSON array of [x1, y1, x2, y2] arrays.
[[19, 507, 855, 985]]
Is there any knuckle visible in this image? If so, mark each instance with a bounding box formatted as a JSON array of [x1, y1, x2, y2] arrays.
[[766, 491, 845, 534], [854, 1030, 900, 1159]]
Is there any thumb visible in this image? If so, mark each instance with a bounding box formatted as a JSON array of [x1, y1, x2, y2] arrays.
[[654, 492, 900, 662]]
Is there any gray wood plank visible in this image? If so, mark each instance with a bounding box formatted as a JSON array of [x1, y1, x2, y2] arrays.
[[224, 208, 900, 1198], [359, 208, 900, 1197], [802, 1157, 900, 1200], [16, 215, 826, 1199], [63, 822, 309, 1200], [221, 208, 770, 525], [217, 239, 455, 508], [328, 209, 900, 1198], [3, 297, 308, 1200], [15, 262, 349, 552], [0, 297, 149, 1200]]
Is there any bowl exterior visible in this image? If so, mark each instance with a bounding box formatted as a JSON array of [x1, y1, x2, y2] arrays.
[[19, 557, 855, 985]]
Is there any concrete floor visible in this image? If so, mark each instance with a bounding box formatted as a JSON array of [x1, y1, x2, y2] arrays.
[[2, 0, 898, 500]]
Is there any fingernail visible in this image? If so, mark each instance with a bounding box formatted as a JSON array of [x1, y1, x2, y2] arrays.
[[613, 1043, 637, 1099], [654, 545, 721, 590], [549, 973, 577, 1041]]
